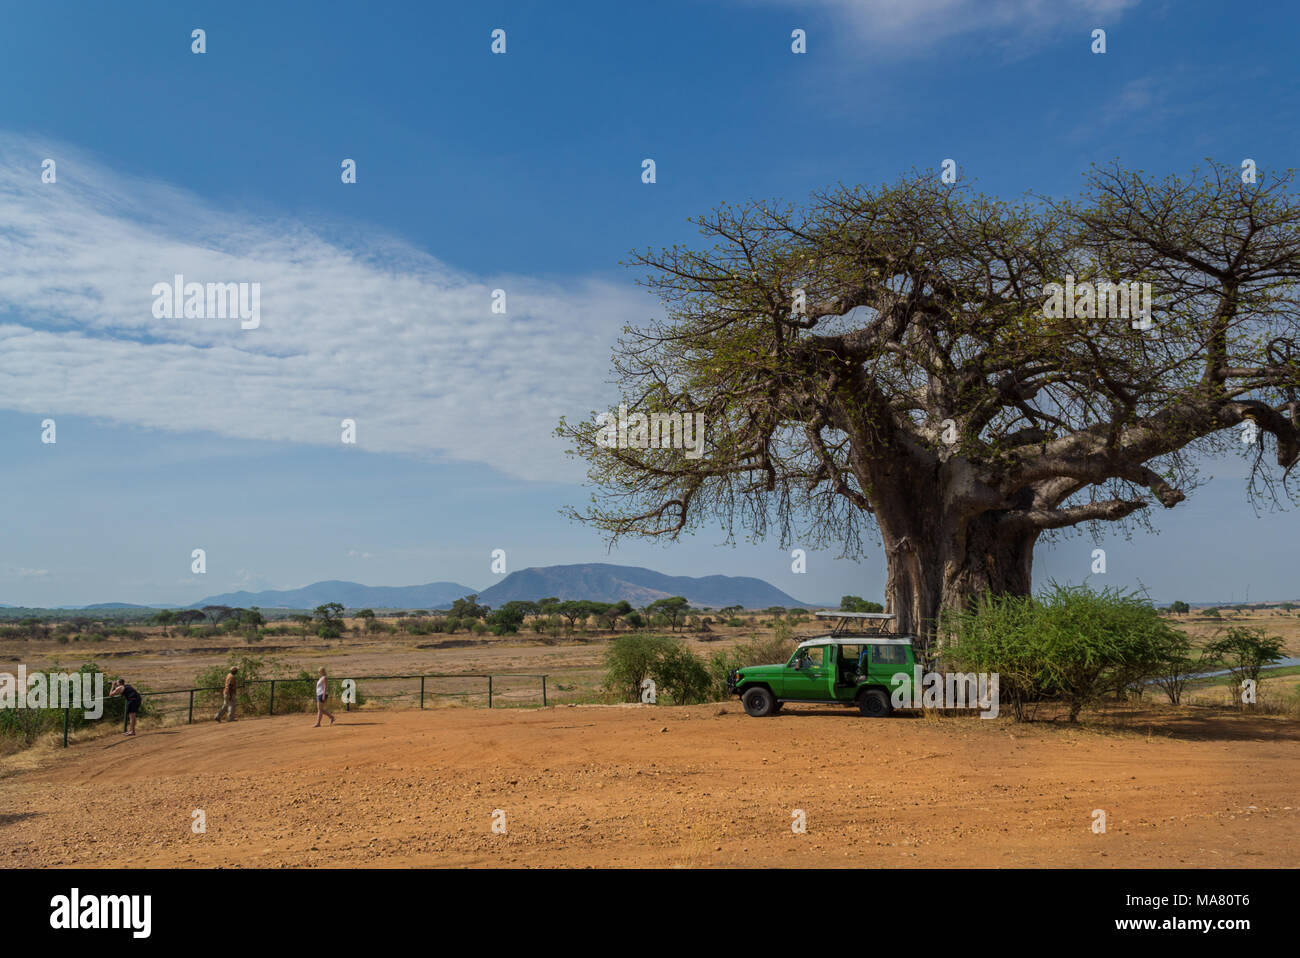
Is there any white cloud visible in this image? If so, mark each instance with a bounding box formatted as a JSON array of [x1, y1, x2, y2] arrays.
[[0, 134, 652, 481], [745, 0, 1138, 54]]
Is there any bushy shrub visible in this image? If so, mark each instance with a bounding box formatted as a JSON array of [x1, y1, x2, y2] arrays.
[[652, 642, 713, 704], [1149, 631, 1208, 705], [1202, 627, 1286, 704], [942, 584, 1189, 721], [604, 634, 678, 702], [605, 634, 740, 705]]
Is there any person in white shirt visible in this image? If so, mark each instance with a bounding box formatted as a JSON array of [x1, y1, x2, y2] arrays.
[[313, 667, 336, 727]]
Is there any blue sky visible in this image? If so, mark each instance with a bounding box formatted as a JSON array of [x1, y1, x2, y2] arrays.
[[1, 0, 1297, 607]]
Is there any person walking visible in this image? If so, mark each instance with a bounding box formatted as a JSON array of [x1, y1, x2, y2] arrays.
[[215, 666, 239, 723], [313, 667, 335, 727], [108, 678, 143, 736]]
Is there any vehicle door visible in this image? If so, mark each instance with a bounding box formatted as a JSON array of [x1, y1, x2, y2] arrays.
[[782, 645, 831, 700], [866, 642, 911, 695]]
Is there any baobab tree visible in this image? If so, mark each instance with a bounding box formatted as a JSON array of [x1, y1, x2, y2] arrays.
[[558, 163, 1300, 647]]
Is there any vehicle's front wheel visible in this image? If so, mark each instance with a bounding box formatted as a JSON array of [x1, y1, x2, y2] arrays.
[[742, 687, 777, 717], [858, 689, 892, 718]]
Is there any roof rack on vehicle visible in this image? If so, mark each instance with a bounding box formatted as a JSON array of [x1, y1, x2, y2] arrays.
[[813, 610, 897, 637]]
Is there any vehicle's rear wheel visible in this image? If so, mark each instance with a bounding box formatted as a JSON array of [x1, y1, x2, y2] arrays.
[[858, 689, 892, 718], [742, 687, 777, 717]]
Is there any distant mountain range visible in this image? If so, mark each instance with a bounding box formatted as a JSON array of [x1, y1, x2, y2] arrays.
[[477, 563, 811, 609], [189, 563, 815, 610], [193, 580, 475, 610]]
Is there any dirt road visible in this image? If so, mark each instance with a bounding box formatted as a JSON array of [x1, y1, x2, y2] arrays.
[[3, 704, 1296, 868]]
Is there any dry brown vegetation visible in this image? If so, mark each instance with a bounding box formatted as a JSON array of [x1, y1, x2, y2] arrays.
[[2, 609, 1297, 867]]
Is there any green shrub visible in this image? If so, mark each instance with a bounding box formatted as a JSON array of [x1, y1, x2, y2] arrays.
[[942, 584, 1189, 722], [1149, 631, 1209, 705], [604, 634, 720, 704], [1202, 627, 1286, 704], [604, 634, 677, 701], [652, 642, 713, 704]]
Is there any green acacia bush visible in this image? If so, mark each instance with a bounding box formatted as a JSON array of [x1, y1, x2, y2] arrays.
[[605, 634, 676, 702], [942, 584, 1189, 722], [651, 643, 713, 704], [1202, 627, 1286, 706]]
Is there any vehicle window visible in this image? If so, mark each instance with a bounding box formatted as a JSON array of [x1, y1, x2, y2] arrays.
[[804, 647, 824, 668], [840, 645, 863, 664], [870, 644, 908, 665]]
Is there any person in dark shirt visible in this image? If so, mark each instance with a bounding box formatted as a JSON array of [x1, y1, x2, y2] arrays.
[[109, 678, 143, 736]]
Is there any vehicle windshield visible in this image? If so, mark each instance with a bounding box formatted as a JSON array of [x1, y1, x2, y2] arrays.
[[789, 646, 826, 668]]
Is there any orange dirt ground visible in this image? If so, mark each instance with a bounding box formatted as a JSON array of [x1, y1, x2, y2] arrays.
[[3, 703, 1297, 868]]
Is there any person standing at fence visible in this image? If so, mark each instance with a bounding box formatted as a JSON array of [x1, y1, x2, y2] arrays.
[[109, 678, 142, 736], [313, 667, 336, 727], [215, 666, 239, 723]]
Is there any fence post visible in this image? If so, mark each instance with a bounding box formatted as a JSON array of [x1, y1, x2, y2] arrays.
[[488, 675, 493, 709], [63, 704, 70, 748], [420, 676, 425, 709], [188, 690, 194, 725], [542, 675, 547, 707], [269, 680, 276, 716]]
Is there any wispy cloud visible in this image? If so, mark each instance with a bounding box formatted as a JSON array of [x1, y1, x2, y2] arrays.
[[744, 0, 1139, 56], [0, 134, 650, 481]]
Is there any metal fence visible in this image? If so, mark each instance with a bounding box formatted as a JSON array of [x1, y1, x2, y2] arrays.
[[62, 671, 549, 746]]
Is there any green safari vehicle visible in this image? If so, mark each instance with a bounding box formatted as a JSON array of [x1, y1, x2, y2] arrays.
[[725, 612, 917, 718]]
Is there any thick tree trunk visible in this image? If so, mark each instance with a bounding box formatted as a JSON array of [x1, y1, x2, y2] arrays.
[[880, 507, 1036, 654], [865, 449, 1037, 654]]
